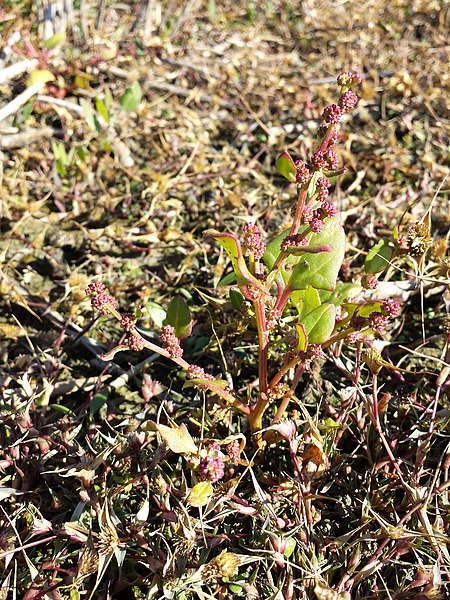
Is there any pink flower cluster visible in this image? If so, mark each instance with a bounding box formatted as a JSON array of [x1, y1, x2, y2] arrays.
[[242, 222, 265, 261], [160, 324, 183, 358], [337, 72, 362, 88], [84, 281, 118, 315], [127, 334, 145, 351], [187, 364, 215, 381], [120, 313, 137, 332], [281, 234, 308, 251], [199, 455, 225, 483], [294, 160, 311, 185]]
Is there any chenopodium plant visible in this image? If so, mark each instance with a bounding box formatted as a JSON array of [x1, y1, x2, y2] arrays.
[[85, 72, 401, 448]]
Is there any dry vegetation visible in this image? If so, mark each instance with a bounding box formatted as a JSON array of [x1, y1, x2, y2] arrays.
[[1, 0, 450, 598]]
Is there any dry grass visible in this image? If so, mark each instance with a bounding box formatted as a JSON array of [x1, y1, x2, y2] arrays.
[[1, 1, 450, 598]]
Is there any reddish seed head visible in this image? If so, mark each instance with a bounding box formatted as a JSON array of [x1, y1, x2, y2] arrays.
[[243, 222, 265, 261], [310, 151, 326, 170], [187, 364, 215, 381], [199, 456, 225, 483], [370, 312, 389, 334], [120, 313, 137, 332], [91, 292, 118, 315], [127, 334, 145, 352], [320, 201, 337, 217], [337, 72, 362, 88], [85, 281, 106, 296], [339, 90, 359, 112], [325, 150, 340, 170], [310, 218, 325, 234], [363, 274, 379, 290], [226, 440, 241, 465], [383, 299, 401, 318], [160, 324, 183, 358], [294, 160, 312, 185], [317, 177, 331, 191], [322, 104, 343, 125]]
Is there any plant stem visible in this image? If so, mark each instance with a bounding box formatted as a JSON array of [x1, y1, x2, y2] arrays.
[[248, 298, 269, 442], [290, 185, 308, 236]]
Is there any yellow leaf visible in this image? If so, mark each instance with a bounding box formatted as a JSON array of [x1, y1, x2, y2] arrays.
[[188, 481, 213, 507], [27, 69, 55, 87], [153, 422, 198, 454]]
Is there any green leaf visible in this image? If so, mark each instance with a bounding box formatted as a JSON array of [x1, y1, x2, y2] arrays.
[[145, 301, 166, 328], [275, 151, 296, 182], [120, 81, 142, 112], [90, 391, 108, 414], [288, 216, 345, 291], [319, 283, 363, 306], [284, 537, 296, 558], [300, 303, 336, 344], [80, 98, 101, 132], [206, 230, 268, 297], [152, 422, 197, 454], [164, 296, 192, 339], [217, 271, 237, 286], [229, 288, 244, 310], [228, 584, 243, 594], [343, 300, 383, 319], [365, 239, 393, 274], [188, 481, 213, 507], [296, 323, 308, 352], [290, 286, 321, 319], [95, 96, 110, 123], [44, 32, 65, 48]]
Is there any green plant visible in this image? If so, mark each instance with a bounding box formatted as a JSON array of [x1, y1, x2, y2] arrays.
[[85, 72, 406, 452]]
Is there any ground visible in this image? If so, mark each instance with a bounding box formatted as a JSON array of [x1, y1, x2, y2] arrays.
[[0, 1, 450, 598]]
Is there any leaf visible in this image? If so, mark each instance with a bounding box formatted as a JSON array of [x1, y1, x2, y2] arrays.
[[164, 296, 192, 339], [120, 81, 142, 112], [343, 300, 383, 319], [288, 216, 345, 290], [27, 69, 55, 87], [263, 214, 345, 292], [296, 323, 308, 352], [187, 481, 213, 507], [319, 283, 363, 306], [217, 271, 237, 286], [90, 391, 108, 414], [275, 151, 296, 182], [365, 239, 393, 274], [79, 98, 101, 132], [284, 537, 296, 558], [300, 302, 336, 344], [206, 230, 268, 297], [290, 286, 321, 320], [314, 581, 351, 600], [153, 422, 198, 454], [44, 32, 65, 48], [145, 301, 166, 328], [95, 96, 110, 123], [229, 288, 244, 310]]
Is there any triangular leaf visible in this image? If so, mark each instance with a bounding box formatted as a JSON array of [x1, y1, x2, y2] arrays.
[[206, 230, 268, 297], [300, 302, 336, 344], [275, 151, 296, 182], [120, 81, 142, 112], [290, 286, 321, 319], [164, 296, 192, 339], [187, 481, 213, 507], [288, 216, 345, 290], [152, 422, 198, 454], [365, 239, 393, 274]]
